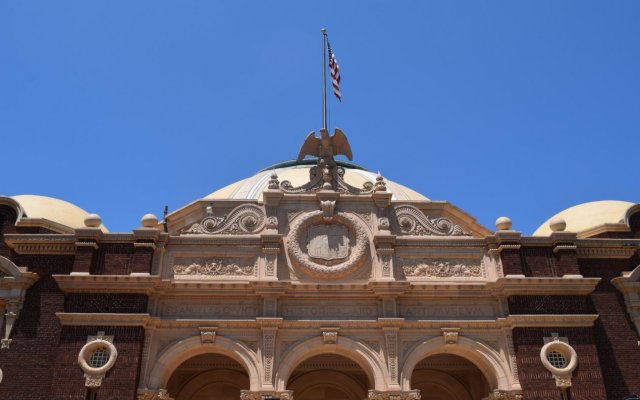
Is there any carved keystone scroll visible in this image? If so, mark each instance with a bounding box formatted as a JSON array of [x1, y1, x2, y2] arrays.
[[394, 205, 470, 236], [200, 327, 217, 344], [182, 204, 266, 235]]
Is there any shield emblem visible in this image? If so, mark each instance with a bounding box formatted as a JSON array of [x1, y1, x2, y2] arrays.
[[307, 224, 351, 261]]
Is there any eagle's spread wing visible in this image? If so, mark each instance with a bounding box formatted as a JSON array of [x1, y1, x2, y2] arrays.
[[331, 128, 353, 161], [297, 131, 321, 161]]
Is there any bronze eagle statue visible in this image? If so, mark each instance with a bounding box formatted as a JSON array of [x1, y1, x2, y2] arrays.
[[296, 128, 353, 161]]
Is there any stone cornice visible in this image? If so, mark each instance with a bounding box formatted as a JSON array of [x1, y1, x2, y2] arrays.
[[575, 238, 639, 259], [488, 275, 600, 296], [56, 312, 152, 326], [55, 314, 598, 330], [4, 234, 76, 255]]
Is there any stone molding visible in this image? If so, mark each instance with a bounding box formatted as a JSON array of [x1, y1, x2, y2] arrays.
[[611, 265, 640, 334]]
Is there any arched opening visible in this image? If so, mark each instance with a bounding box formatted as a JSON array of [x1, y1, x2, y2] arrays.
[[411, 354, 490, 400], [166, 353, 250, 400], [288, 354, 372, 400]]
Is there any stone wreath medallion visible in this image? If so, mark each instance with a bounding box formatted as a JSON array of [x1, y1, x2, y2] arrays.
[[287, 210, 369, 279]]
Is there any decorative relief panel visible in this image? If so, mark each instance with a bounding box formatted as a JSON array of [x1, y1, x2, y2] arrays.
[[287, 210, 369, 280], [394, 205, 470, 236], [400, 258, 484, 279], [173, 258, 257, 278], [181, 204, 265, 235]]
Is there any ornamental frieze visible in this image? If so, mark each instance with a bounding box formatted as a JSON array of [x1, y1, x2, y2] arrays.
[[401, 259, 484, 279], [181, 204, 266, 235], [173, 258, 257, 278], [394, 205, 470, 236]]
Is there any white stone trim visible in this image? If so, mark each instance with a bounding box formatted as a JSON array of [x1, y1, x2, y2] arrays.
[[539, 339, 578, 388], [78, 336, 118, 387]]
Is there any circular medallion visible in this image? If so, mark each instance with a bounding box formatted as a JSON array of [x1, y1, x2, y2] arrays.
[[288, 211, 369, 279]]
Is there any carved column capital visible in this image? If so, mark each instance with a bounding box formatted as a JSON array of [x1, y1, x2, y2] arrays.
[[368, 389, 421, 400], [240, 390, 294, 400]]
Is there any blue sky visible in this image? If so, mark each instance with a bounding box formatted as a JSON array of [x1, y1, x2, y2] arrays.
[[1, 1, 638, 233]]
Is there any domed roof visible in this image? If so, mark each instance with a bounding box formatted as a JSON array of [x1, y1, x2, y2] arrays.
[[204, 160, 428, 201], [533, 200, 638, 237], [11, 195, 108, 232]]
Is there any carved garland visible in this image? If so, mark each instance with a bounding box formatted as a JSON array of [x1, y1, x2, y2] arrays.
[[394, 205, 470, 236], [402, 259, 484, 278], [173, 258, 257, 277], [288, 211, 369, 279], [182, 204, 266, 235]]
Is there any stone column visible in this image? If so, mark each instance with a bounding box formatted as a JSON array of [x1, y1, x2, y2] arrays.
[[257, 318, 282, 389]]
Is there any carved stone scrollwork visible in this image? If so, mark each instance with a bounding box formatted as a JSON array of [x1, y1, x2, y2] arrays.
[[322, 331, 338, 344], [182, 204, 266, 235], [138, 389, 174, 400], [401, 259, 483, 278], [288, 210, 369, 280], [394, 205, 470, 236], [442, 328, 460, 344], [482, 390, 522, 400], [173, 258, 257, 277], [378, 217, 390, 231], [368, 390, 421, 400], [200, 327, 217, 344], [321, 200, 336, 223], [240, 391, 294, 400]]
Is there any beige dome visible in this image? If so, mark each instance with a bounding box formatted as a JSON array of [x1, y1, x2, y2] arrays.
[[533, 200, 638, 237], [204, 161, 428, 201], [11, 195, 108, 232]]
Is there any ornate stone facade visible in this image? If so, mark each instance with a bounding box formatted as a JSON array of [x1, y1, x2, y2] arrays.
[[0, 135, 638, 400]]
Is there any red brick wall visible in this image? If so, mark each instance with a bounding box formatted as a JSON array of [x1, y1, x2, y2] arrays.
[[65, 293, 148, 314], [508, 296, 594, 315], [512, 327, 607, 400], [93, 244, 135, 275], [0, 254, 74, 400], [580, 258, 640, 399], [49, 326, 145, 400]]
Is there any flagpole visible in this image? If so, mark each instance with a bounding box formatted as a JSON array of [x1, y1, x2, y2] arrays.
[[321, 28, 328, 130]]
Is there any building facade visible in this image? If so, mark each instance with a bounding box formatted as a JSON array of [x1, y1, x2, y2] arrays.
[[0, 131, 639, 400]]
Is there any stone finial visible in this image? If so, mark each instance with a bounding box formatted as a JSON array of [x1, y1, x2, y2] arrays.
[[495, 216, 512, 231], [374, 172, 387, 192], [84, 213, 102, 228], [141, 213, 158, 228], [549, 217, 567, 232], [268, 172, 280, 190]]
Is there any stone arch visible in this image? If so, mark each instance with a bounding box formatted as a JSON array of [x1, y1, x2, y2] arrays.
[[400, 336, 515, 391], [173, 369, 249, 400], [275, 336, 389, 391], [148, 335, 261, 391], [0, 256, 25, 278], [289, 369, 367, 400]]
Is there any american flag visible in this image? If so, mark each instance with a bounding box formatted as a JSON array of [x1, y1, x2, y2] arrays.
[[327, 40, 341, 101]]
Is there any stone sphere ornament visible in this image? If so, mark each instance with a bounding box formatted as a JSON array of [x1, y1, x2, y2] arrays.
[[549, 217, 567, 232], [495, 216, 512, 231], [84, 213, 102, 228], [141, 213, 159, 228]]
